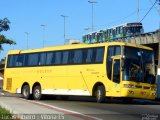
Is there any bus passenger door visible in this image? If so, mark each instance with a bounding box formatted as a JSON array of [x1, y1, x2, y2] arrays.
[[111, 58, 121, 96]]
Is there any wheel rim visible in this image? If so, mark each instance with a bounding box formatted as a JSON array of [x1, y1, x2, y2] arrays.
[[23, 88, 29, 97], [34, 89, 40, 98], [97, 89, 101, 100]]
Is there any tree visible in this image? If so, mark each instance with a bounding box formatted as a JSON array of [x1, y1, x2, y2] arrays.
[[0, 18, 16, 50]]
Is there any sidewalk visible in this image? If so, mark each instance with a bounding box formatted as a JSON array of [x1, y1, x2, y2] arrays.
[[0, 96, 98, 120]]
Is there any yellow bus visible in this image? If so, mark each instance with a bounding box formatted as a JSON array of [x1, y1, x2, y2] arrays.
[[3, 42, 156, 103]]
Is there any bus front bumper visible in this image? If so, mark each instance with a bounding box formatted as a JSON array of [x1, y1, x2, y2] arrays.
[[121, 88, 156, 100]]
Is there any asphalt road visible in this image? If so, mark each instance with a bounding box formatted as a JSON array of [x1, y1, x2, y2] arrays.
[[1, 89, 160, 120], [38, 95, 160, 120]]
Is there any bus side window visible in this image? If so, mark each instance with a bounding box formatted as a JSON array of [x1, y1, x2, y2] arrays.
[[74, 49, 83, 64], [82, 49, 87, 63], [123, 27, 126, 35], [39, 52, 46, 66], [28, 53, 39, 66], [69, 50, 75, 64], [46, 52, 54, 65], [62, 51, 69, 64], [95, 47, 104, 63], [113, 59, 120, 83], [85, 48, 93, 63], [54, 51, 62, 65], [7, 55, 16, 67], [16, 55, 25, 67], [107, 46, 121, 80], [107, 47, 114, 79], [120, 27, 123, 35], [7, 55, 11, 67], [115, 46, 121, 55]]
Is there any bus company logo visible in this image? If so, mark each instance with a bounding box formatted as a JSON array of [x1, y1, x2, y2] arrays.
[[142, 114, 159, 120]]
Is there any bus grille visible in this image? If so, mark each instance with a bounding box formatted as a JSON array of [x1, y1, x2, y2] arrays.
[[6, 78, 12, 90], [143, 86, 150, 89], [135, 85, 142, 88]]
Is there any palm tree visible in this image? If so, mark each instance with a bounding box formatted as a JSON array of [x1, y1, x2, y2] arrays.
[[0, 18, 16, 50]]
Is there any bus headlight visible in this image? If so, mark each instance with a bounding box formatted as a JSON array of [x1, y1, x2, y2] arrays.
[[151, 87, 157, 91], [128, 90, 134, 94], [151, 93, 156, 96], [124, 84, 135, 88]]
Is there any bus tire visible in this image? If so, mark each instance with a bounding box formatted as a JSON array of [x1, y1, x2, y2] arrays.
[[96, 85, 105, 103], [33, 86, 42, 100], [22, 85, 30, 100]]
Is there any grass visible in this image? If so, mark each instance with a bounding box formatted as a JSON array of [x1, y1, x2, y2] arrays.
[[0, 106, 19, 120]]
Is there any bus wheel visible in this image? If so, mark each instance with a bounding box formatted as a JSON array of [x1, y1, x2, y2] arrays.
[[22, 85, 30, 99], [33, 86, 42, 100], [96, 85, 105, 103]]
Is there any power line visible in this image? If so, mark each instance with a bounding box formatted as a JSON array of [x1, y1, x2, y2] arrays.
[[140, 0, 158, 22], [148, 0, 160, 15], [94, 10, 137, 29]]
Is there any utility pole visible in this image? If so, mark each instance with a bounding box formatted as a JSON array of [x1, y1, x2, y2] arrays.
[[61, 15, 68, 44], [24, 32, 29, 49], [137, 0, 139, 22], [148, 0, 160, 15], [88, 1, 97, 32], [41, 24, 46, 47]]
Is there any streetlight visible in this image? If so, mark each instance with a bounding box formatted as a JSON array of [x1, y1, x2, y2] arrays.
[[24, 32, 29, 49], [84, 27, 91, 33], [137, 0, 139, 22], [88, 0, 97, 32], [61, 15, 68, 43], [41, 24, 46, 47]]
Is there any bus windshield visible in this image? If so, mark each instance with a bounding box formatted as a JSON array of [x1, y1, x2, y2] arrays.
[[125, 26, 143, 35], [122, 46, 155, 84]]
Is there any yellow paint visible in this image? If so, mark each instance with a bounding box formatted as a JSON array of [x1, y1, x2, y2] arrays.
[[3, 42, 156, 100]]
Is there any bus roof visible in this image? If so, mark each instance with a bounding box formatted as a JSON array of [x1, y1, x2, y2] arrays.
[[7, 42, 152, 55]]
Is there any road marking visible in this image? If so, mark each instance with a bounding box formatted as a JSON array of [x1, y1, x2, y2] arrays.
[[19, 98, 102, 120]]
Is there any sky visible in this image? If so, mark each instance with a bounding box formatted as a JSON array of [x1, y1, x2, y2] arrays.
[[0, 0, 160, 59]]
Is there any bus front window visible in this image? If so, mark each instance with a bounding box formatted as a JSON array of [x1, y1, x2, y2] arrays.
[[126, 26, 144, 35], [122, 46, 155, 84]]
